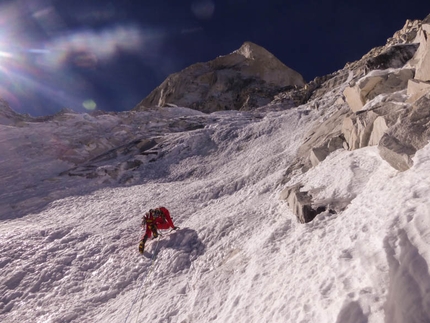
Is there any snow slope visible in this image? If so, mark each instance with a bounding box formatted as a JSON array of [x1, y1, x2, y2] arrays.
[[1, 101, 430, 323]]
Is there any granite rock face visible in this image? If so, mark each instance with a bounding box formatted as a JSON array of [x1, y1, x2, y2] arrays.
[[281, 14, 430, 222], [378, 94, 430, 171], [343, 69, 415, 112], [408, 22, 430, 82], [407, 79, 430, 103]]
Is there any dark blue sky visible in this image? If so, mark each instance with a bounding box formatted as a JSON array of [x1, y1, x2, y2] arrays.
[[0, 0, 429, 116]]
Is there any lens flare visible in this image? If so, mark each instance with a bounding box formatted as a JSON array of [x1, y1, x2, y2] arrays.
[[82, 99, 97, 110], [191, 0, 215, 20]]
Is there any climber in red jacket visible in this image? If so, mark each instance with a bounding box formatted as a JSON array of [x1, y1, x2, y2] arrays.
[[139, 207, 178, 254]]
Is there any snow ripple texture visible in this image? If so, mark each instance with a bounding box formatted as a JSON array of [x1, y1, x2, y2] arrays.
[[1, 106, 430, 323]]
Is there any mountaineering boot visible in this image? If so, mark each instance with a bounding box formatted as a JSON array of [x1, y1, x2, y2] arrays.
[[152, 229, 159, 239], [149, 224, 159, 238], [138, 239, 145, 254]]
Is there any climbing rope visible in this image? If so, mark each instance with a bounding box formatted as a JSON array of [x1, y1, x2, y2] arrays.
[[124, 238, 161, 323]]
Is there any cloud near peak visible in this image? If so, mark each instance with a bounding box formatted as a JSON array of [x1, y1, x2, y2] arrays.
[[40, 25, 152, 68]]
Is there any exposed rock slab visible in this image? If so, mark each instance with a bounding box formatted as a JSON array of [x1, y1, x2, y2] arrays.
[[344, 69, 414, 112], [378, 94, 430, 171], [409, 22, 430, 82], [368, 116, 389, 146], [342, 110, 380, 150], [378, 135, 415, 171], [407, 78, 430, 103]]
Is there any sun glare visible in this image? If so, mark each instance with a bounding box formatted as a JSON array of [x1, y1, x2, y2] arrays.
[[0, 50, 13, 59], [0, 1, 159, 115]]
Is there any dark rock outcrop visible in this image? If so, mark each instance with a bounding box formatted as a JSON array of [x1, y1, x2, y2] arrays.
[[365, 44, 419, 71]]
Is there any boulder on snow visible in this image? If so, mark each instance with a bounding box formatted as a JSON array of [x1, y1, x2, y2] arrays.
[[280, 184, 326, 223]]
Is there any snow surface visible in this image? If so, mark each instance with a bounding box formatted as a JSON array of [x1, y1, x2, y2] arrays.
[[1, 101, 430, 323]]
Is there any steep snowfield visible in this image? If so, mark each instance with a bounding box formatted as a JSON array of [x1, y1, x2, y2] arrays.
[[0, 107, 207, 220], [1, 103, 430, 323]]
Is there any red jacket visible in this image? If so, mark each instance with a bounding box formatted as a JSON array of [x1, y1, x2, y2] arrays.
[[141, 207, 175, 240]]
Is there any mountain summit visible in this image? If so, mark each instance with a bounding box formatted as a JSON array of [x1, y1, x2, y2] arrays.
[[134, 41, 305, 113], [231, 41, 305, 87]]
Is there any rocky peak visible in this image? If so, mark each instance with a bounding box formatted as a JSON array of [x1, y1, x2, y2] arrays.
[[134, 42, 305, 113], [232, 41, 305, 87], [234, 41, 266, 59]]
